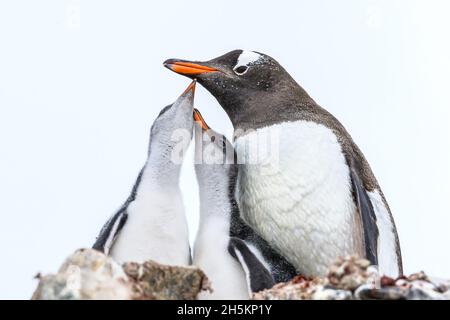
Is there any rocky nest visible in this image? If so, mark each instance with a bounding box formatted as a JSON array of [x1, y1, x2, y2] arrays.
[[253, 256, 450, 300], [32, 249, 450, 300]]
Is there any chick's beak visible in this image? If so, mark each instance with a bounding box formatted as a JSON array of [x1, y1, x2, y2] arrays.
[[182, 80, 196, 95], [193, 109, 210, 131], [164, 59, 218, 76]]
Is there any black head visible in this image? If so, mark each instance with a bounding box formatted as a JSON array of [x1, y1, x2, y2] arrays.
[[164, 50, 314, 131]]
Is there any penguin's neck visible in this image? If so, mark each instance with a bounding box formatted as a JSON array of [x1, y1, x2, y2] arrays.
[[199, 187, 231, 221], [140, 144, 183, 191], [224, 84, 317, 133], [197, 170, 233, 221]]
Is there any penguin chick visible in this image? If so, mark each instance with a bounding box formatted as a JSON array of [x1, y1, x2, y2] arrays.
[[92, 81, 196, 266], [192, 109, 296, 300]]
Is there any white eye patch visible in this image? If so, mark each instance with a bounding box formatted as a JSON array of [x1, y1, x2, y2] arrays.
[[233, 51, 263, 75]]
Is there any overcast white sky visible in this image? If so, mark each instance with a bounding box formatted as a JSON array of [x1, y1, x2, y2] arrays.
[[1, 0, 449, 299]]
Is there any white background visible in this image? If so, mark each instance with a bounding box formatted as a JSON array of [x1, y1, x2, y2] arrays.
[[0, 0, 449, 299]]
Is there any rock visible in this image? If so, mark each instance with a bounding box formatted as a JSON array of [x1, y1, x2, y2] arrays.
[[253, 256, 373, 300], [355, 271, 450, 300], [254, 256, 450, 300], [123, 261, 211, 300], [326, 256, 377, 291], [32, 248, 210, 300], [311, 287, 353, 300], [32, 250, 450, 300], [32, 249, 130, 300], [253, 275, 354, 300], [252, 275, 352, 300]]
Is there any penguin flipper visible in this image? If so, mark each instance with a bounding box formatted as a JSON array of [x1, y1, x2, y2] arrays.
[[228, 237, 275, 294], [349, 158, 379, 266], [92, 168, 144, 255], [92, 209, 128, 255]]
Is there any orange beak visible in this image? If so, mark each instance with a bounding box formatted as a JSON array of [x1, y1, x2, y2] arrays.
[[193, 109, 210, 131], [164, 60, 218, 75], [183, 80, 196, 94]]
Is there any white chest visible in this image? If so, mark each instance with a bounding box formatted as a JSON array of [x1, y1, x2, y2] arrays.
[[110, 184, 190, 266], [235, 121, 361, 276], [193, 214, 249, 300]]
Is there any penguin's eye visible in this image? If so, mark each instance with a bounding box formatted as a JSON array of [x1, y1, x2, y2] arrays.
[[233, 65, 249, 75]]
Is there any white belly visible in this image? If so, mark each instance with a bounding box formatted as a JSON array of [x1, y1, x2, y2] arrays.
[[235, 120, 361, 276], [193, 215, 249, 300], [110, 188, 190, 266]]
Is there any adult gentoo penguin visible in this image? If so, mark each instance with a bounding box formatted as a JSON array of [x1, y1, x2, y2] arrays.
[[164, 51, 403, 277], [192, 109, 296, 299], [92, 81, 196, 266]]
